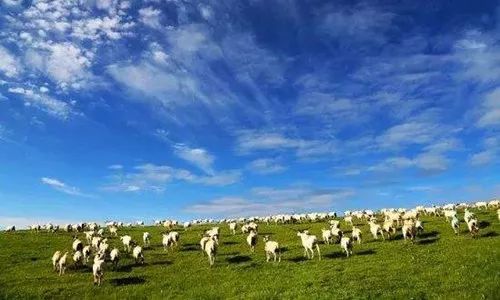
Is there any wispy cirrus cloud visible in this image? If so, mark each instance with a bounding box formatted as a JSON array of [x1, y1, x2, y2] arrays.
[[41, 177, 91, 197], [247, 158, 286, 175], [173, 144, 215, 175]]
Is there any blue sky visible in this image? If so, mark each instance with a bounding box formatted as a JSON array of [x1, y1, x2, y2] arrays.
[[0, 0, 499, 227]]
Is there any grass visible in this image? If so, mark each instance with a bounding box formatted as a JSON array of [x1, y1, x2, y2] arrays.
[[0, 209, 499, 299]]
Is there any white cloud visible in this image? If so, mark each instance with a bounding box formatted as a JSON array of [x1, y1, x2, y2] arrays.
[[376, 121, 444, 150], [8, 87, 73, 119], [477, 87, 500, 128], [469, 136, 499, 166], [108, 164, 123, 170], [139, 7, 162, 29], [0, 46, 20, 77], [44, 43, 91, 85], [41, 177, 90, 197], [247, 158, 286, 174], [173, 144, 214, 174]]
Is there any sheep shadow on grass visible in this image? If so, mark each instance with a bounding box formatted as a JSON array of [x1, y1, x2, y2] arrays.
[[480, 231, 498, 238], [356, 249, 376, 256], [287, 256, 308, 263], [226, 255, 252, 264], [324, 252, 344, 259], [479, 221, 490, 229], [416, 236, 439, 245], [222, 241, 238, 245], [110, 276, 146, 286], [418, 230, 439, 239], [181, 245, 199, 252]]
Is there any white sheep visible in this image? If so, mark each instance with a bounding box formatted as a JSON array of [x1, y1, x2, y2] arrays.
[[120, 235, 134, 252], [466, 218, 479, 237], [464, 209, 475, 223], [229, 222, 237, 235], [109, 226, 118, 237], [263, 235, 281, 262], [203, 236, 217, 266], [444, 210, 457, 221], [200, 235, 210, 255], [415, 219, 424, 235], [330, 227, 343, 243], [382, 220, 396, 239], [321, 229, 333, 245], [143, 232, 151, 247], [72, 238, 83, 252], [330, 220, 340, 228], [402, 220, 416, 241], [73, 250, 83, 267], [84, 231, 94, 244], [246, 230, 258, 252], [351, 227, 362, 244], [132, 246, 144, 264], [451, 216, 460, 235], [369, 221, 384, 240], [91, 236, 102, 250], [58, 252, 68, 275], [297, 231, 321, 260], [340, 236, 353, 257], [110, 248, 120, 269], [83, 246, 91, 264], [497, 209, 500, 221], [344, 216, 353, 226], [92, 253, 105, 286], [162, 232, 180, 251], [52, 250, 62, 271]]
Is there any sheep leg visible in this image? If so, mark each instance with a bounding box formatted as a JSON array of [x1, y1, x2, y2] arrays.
[[316, 244, 321, 261]]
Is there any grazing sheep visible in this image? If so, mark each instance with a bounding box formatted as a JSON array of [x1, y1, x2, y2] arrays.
[[464, 209, 475, 223], [83, 246, 91, 264], [451, 216, 460, 235], [109, 226, 118, 237], [110, 248, 120, 269], [352, 227, 362, 244], [344, 216, 353, 226], [52, 251, 62, 271], [340, 236, 353, 257], [246, 230, 258, 252], [72, 238, 83, 252], [475, 201, 488, 209], [466, 218, 479, 237], [200, 235, 210, 255], [322, 229, 333, 245], [229, 222, 237, 235], [58, 252, 69, 275], [203, 236, 218, 266], [444, 210, 457, 221], [132, 246, 144, 264], [263, 236, 281, 262], [415, 220, 424, 235], [91, 236, 102, 250], [162, 231, 180, 251], [73, 250, 83, 267], [382, 221, 396, 239], [330, 227, 343, 243], [143, 232, 151, 247], [84, 231, 94, 244], [92, 253, 105, 286], [497, 209, 500, 221], [369, 221, 384, 240], [120, 235, 134, 252], [297, 231, 321, 260], [329, 220, 340, 229], [402, 220, 417, 241]]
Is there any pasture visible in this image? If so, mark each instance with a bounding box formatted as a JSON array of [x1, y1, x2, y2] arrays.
[[1, 209, 499, 299]]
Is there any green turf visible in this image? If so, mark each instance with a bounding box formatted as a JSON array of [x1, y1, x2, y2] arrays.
[[1, 209, 499, 299]]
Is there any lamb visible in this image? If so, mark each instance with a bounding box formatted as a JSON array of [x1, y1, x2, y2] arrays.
[[52, 251, 62, 271], [263, 235, 281, 262], [73, 250, 83, 267], [132, 246, 144, 264], [92, 253, 105, 286], [83, 246, 91, 264], [466, 218, 479, 237], [297, 231, 321, 260], [321, 229, 333, 245], [110, 248, 120, 269], [72, 238, 83, 252], [229, 222, 237, 235], [203, 236, 218, 266], [143, 232, 151, 247], [340, 236, 353, 257], [58, 252, 68, 275], [402, 220, 417, 241], [246, 230, 258, 252], [351, 227, 362, 244], [451, 216, 460, 235], [120, 235, 134, 252], [369, 221, 384, 240]]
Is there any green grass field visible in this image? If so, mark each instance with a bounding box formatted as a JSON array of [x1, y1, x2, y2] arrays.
[[1, 209, 499, 300]]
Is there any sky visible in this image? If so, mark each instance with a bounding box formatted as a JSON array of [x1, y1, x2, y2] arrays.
[[0, 0, 499, 227]]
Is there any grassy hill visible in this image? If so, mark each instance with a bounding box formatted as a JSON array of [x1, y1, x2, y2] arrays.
[[1, 209, 499, 299]]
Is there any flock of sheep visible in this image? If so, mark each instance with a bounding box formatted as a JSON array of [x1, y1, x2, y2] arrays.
[[3, 199, 499, 286]]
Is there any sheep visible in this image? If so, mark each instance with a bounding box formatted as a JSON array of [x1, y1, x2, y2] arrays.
[[91, 236, 102, 250], [73, 250, 83, 267], [466, 218, 479, 237], [200, 235, 211, 255], [321, 229, 333, 245], [475, 201, 488, 209], [229, 222, 237, 235], [84, 231, 94, 244], [109, 226, 118, 237], [297, 231, 321, 260], [110, 248, 120, 269], [382, 220, 396, 239], [369, 221, 384, 240], [162, 232, 180, 251], [83, 246, 91, 264], [132, 246, 144, 264], [443, 210, 457, 221], [263, 235, 281, 262], [120, 235, 134, 252], [203, 236, 218, 266], [143, 232, 151, 247], [352, 227, 362, 244], [498, 209, 500, 221], [330, 220, 340, 229], [246, 230, 258, 252], [5, 225, 15, 232], [344, 216, 353, 226], [205, 227, 219, 244], [415, 219, 424, 235], [330, 227, 343, 243], [402, 220, 417, 241], [340, 236, 353, 257], [52, 251, 62, 271], [58, 252, 68, 275], [72, 238, 83, 252], [92, 253, 105, 286], [451, 216, 460, 235], [464, 209, 475, 223], [99, 240, 109, 257]]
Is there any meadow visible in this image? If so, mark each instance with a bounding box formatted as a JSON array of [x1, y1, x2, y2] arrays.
[[0, 209, 499, 300]]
